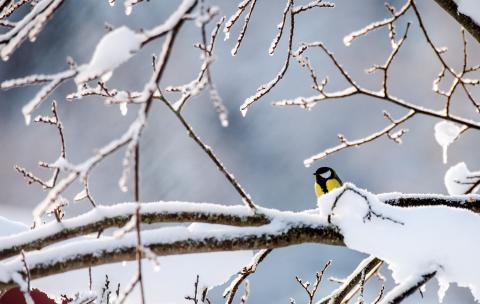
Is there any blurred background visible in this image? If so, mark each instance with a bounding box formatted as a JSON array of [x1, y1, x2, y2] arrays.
[[1, 0, 480, 303]]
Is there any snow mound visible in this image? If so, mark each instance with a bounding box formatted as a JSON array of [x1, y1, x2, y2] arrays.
[[445, 162, 479, 195], [75, 26, 142, 84], [317, 184, 480, 302]]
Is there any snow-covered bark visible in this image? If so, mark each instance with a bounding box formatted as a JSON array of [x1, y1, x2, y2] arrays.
[[1, 185, 480, 302]]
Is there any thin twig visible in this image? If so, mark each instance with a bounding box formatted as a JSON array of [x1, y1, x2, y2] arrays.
[[157, 93, 257, 210], [223, 249, 272, 304]]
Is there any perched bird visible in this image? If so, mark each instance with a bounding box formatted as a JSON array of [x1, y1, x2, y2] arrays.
[[313, 167, 343, 198]]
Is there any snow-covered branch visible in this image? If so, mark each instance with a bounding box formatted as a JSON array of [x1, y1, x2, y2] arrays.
[[317, 256, 383, 304], [1, 185, 480, 302], [1, 0, 197, 124], [2, 191, 480, 261], [0, 202, 269, 260], [0, 206, 343, 289], [433, 0, 480, 43], [270, 3, 480, 167], [0, 0, 66, 61]]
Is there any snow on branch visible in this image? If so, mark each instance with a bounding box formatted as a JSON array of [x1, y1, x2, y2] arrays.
[[317, 256, 383, 304], [379, 271, 436, 304], [1, 0, 197, 124], [0, 206, 343, 289], [303, 110, 415, 167], [342, 0, 411, 46], [2, 185, 480, 302], [0, 202, 269, 260], [0, 0, 66, 61], [433, 0, 480, 43], [32, 106, 146, 225], [269, 3, 480, 168], [237, 0, 334, 116], [444, 162, 480, 195]]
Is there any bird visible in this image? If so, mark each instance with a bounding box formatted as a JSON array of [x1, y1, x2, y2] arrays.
[[313, 167, 343, 198]]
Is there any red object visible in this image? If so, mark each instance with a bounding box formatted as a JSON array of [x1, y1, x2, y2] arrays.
[[0, 287, 56, 304]]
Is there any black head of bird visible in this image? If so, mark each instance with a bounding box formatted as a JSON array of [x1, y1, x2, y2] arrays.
[[313, 167, 343, 198]]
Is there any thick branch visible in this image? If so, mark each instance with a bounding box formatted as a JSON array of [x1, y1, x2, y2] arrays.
[[317, 256, 383, 304], [2, 194, 479, 261], [0, 220, 343, 289], [0, 202, 268, 260], [433, 0, 480, 43], [380, 193, 480, 213], [380, 271, 436, 304]]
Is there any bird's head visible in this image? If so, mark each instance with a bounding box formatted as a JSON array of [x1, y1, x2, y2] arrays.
[[313, 167, 334, 182]]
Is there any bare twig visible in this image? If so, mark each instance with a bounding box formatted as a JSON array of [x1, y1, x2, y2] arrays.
[[304, 110, 415, 167], [185, 275, 200, 304], [157, 93, 257, 210], [223, 249, 272, 304], [294, 260, 332, 304]]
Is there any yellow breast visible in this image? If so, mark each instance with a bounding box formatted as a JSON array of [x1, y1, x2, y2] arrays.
[[315, 183, 324, 197], [326, 178, 342, 192]]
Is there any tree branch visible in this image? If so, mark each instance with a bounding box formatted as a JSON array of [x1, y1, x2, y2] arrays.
[[0, 202, 269, 260], [0, 216, 343, 289], [1, 193, 479, 261], [379, 271, 436, 304], [317, 256, 383, 304], [223, 249, 272, 304], [433, 0, 480, 43]]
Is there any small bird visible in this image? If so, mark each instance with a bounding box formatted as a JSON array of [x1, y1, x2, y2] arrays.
[[313, 167, 343, 198]]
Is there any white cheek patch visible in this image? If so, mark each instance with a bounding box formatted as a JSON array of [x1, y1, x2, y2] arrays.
[[320, 171, 331, 179]]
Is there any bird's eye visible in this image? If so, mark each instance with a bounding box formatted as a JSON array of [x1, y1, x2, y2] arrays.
[[319, 171, 330, 179]]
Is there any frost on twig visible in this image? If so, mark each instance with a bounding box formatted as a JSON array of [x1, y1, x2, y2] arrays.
[[291, 260, 331, 304], [32, 106, 146, 224], [303, 110, 415, 167], [343, 0, 412, 46], [271, 3, 480, 168], [2, 69, 77, 125], [0, 0, 66, 61], [167, 11, 226, 119], [13, 101, 89, 220], [1, 186, 480, 302], [223, 249, 272, 304], [238, 0, 333, 116], [1, 0, 197, 123]]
